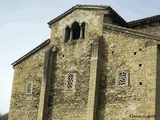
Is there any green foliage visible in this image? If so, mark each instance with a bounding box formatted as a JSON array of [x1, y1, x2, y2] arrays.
[[0, 113, 8, 120]]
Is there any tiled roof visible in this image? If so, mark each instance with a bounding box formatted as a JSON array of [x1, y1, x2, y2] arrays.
[[108, 7, 127, 27], [12, 39, 50, 67], [128, 15, 160, 27], [104, 23, 160, 40]]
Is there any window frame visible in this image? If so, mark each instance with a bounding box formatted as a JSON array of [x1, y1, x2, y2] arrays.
[[65, 73, 76, 91], [115, 69, 130, 87], [26, 82, 33, 94], [64, 22, 86, 43]]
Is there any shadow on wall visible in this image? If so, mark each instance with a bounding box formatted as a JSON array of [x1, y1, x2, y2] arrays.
[[156, 45, 160, 120], [97, 37, 108, 120]]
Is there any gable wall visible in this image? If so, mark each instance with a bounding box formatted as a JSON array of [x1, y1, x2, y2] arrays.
[[8, 45, 50, 120], [48, 9, 106, 119], [49, 9, 107, 44]]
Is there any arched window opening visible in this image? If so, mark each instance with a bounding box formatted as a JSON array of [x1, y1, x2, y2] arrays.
[[72, 22, 80, 40], [81, 22, 85, 39], [64, 26, 70, 43]]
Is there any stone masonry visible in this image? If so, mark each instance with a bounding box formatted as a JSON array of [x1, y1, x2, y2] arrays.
[[9, 5, 160, 120]]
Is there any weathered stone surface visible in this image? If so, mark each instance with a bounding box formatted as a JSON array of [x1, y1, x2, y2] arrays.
[[98, 30, 158, 120], [139, 24, 160, 35], [9, 45, 50, 120], [47, 8, 105, 120], [8, 5, 160, 120]]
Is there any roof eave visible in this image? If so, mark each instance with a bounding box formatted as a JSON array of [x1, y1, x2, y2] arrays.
[[103, 23, 160, 41], [48, 4, 110, 27], [128, 15, 160, 27], [109, 7, 128, 27], [12, 39, 50, 67]]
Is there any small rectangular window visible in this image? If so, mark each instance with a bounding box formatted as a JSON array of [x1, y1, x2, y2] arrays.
[[118, 71, 126, 86], [116, 69, 129, 87], [26, 82, 33, 94], [65, 73, 76, 91], [67, 74, 74, 89]]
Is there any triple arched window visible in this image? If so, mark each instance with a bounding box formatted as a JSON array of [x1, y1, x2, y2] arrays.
[[64, 22, 85, 43]]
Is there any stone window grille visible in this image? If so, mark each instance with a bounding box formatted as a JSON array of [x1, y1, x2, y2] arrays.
[[26, 82, 33, 94], [66, 73, 76, 91], [116, 70, 129, 87], [118, 71, 126, 86]]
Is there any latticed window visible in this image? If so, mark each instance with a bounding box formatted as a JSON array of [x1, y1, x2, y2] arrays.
[[65, 73, 76, 91], [26, 82, 33, 94], [118, 71, 126, 86], [67, 74, 74, 89]]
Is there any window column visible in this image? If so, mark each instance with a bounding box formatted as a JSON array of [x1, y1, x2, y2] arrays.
[[69, 26, 73, 41], [80, 23, 83, 39], [80, 22, 85, 39]]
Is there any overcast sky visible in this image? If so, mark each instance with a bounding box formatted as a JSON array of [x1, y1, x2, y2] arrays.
[[0, 0, 159, 114]]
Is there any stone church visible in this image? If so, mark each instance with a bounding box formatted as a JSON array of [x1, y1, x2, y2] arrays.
[[9, 5, 160, 120]]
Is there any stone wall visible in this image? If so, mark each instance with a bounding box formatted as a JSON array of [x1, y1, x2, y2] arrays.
[[9, 7, 160, 120], [142, 25, 160, 35], [8, 45, 50, 120], [98, 29, 157, 120], [48, 9, 106, 120], [49, 9, 106, 45], [48, 42, 91, 120], [9, 8, 107, 120]]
